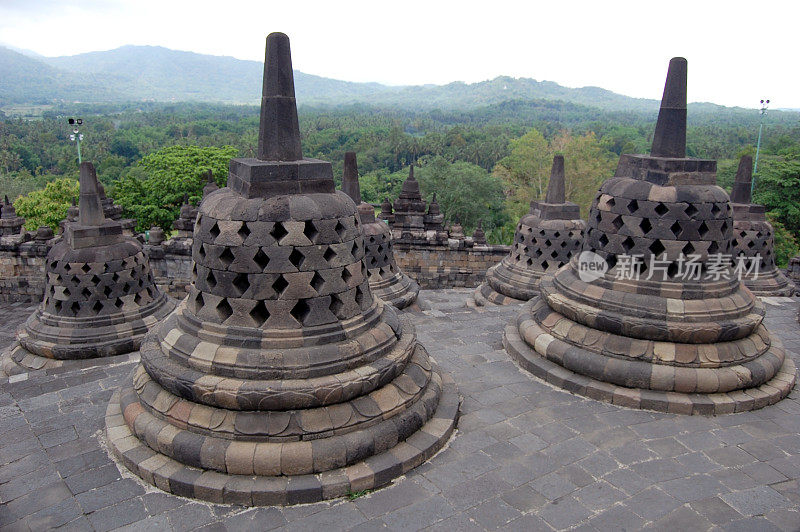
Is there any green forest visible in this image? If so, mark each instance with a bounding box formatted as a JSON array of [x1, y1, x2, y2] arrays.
[[2, 99, 799, 266]]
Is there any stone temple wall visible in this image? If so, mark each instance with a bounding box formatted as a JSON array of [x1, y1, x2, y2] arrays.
[[0, 237, 511, 301], [392, 240, 510, 289]]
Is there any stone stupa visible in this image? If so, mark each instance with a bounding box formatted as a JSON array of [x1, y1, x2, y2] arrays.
[[474, 156, 586, 306], [503, 58, 796, 414], [2, 162, 175, 375], [106, 33, 458, 505], [729, 155, 794, 296], [392, 164, 427, 235], [342, 151, 419, 309], [0, 195, 25, 236]]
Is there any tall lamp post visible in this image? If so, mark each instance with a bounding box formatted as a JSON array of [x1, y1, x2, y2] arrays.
[[752, 99, 769, 195], [68, 117, 84, 164]]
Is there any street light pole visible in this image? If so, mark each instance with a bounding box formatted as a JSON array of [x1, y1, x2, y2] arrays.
[[752, 99, 769, 195], [68, 118, 84, 164]]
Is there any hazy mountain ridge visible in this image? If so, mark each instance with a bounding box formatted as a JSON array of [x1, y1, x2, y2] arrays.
[[0, 44, 794, 122]]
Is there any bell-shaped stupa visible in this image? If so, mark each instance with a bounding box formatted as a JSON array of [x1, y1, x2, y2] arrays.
[[503, 58, 796, 414], [2, 163, 175, 375], [106, 33, 458, 505], [474, 156, 586, 306], [342, 151, 419, 309], [729, 155, 794, 296]]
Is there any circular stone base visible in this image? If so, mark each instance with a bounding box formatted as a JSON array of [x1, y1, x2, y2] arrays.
[[371, 273, 420, 310], [105, 368, 460, 505], [503, 312, 797, 415], [1, 342, 136, 378], [471, 282, 525, 308]]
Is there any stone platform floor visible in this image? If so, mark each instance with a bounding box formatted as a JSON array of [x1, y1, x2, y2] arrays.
[[1, 291, 800, 531]]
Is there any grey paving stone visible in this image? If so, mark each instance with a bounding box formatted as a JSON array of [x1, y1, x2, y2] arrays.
[[354, 480, 428, 519], [382, 494, 456, 530], [587, 504, 647, 531], [646, 506, 714, 530], [465, 497, 521, 529], [721, 486, 794, 517], [500, 484, 547, 513], [688, 496, 744, 525], [538, 495, 593, 530], [165, 503, 216, 532], [87, 497, 149, 532]]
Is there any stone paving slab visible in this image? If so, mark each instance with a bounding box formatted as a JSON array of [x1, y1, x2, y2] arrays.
[[1, 289, 799, 531]]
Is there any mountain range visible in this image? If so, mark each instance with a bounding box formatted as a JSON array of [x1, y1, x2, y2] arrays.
[[0, 44, 778, 118]]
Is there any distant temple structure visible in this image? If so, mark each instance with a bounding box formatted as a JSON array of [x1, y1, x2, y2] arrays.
[[341, 151, 419, 309], [729, 155, 794, 296], [473, 155, 585, 306]]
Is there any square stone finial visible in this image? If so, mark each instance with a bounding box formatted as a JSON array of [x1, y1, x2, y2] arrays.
[[651, 57, 687, 159], [228, 33, 335, 199]]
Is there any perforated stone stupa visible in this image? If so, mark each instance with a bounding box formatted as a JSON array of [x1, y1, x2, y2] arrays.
[[342, 151, 419, 309], [106, 33, 458, 505], [1, 162, 175, 375], [729, 155, 794, 296], [0, 195, 25, 236], [474, 156, 585, 306], [503, 58, 796, 414]]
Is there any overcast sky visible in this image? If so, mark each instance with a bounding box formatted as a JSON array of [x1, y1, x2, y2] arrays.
[[0, 0, 796, 109]]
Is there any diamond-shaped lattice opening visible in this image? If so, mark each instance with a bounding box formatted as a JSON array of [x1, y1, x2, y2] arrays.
[[544, 239, 552, 247], [232, 273, 250, 296], [377, 244, 384, 254], [219, 247, 235, 268], [334, 220, 346, 239], [63, 287, 71, 297], [649, 239, 666, 256], [711, 203, 721, 216], [526, 258, 533, 266], [534, 249, 542, 258], [554, 231, 561, 238], [91, 274, 101, 286], [654, 203, 668, 216], [541, 260, 549, 270], [756, 231, 763, 239], [622, 236, 635, 253], [682, 242, 695, 256], [192, 264, 198, 281], [54, 300, 62, 312], [199, 244, 207, 260], [134, 293, 142, 305], [369, 256, 378, 267], [639, 218, 652, 234], [194, 292, 204, 311], [606, 254, 618, 269], [270, 222, 288, 243], [114, 298, 124, 309], [238, 223, 251, 242], [289, 249, 305, 269], [329, 294, 344, 316], [720, 221, 728, 233], [64, 263, 71, 272], [670, 221, 682, 237], [50, 261, 58, 270], [685, 203, 698, 217], [71, 301, 81, 315], [354, 286, 365, 308], [342, 267, 352, 284], [560, 241, 567, 248], [351, 241, 359, 257], [324, 247, 337, 262], [209, 222, 220, 239], [612, 215, 624, 231], [303, 220, 319, 243], [550, 250, 558, 259], [206, 271, 217, 289], [607, 198, 616, 208], [216, 299, 233, 322], [310, 272, 325, 293], [739, 230, 747, 238], [92, 301, 103, 313], [708, 241, 719, 254], [747, 240, 755, 249], [81, 263, 91, 273], [290, 299, 311, 325], [598, 234, 609, 247], [272, 275, 289, 296], [249, 300, 270, 326], [253, 248, 270, 270], [81, 287, 91, 298], [698, 221, 709, 237], [626, 199, 639, 214], [667, 261, 679, 278]]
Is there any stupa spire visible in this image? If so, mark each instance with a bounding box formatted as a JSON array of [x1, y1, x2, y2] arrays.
[[545, 155, 566, 204], [342, 151, 362, 204], [257, 32, 302, 161], [730, 155, 753, 204], [650, 57, 687, 158], [78, 162, 105, 226]]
